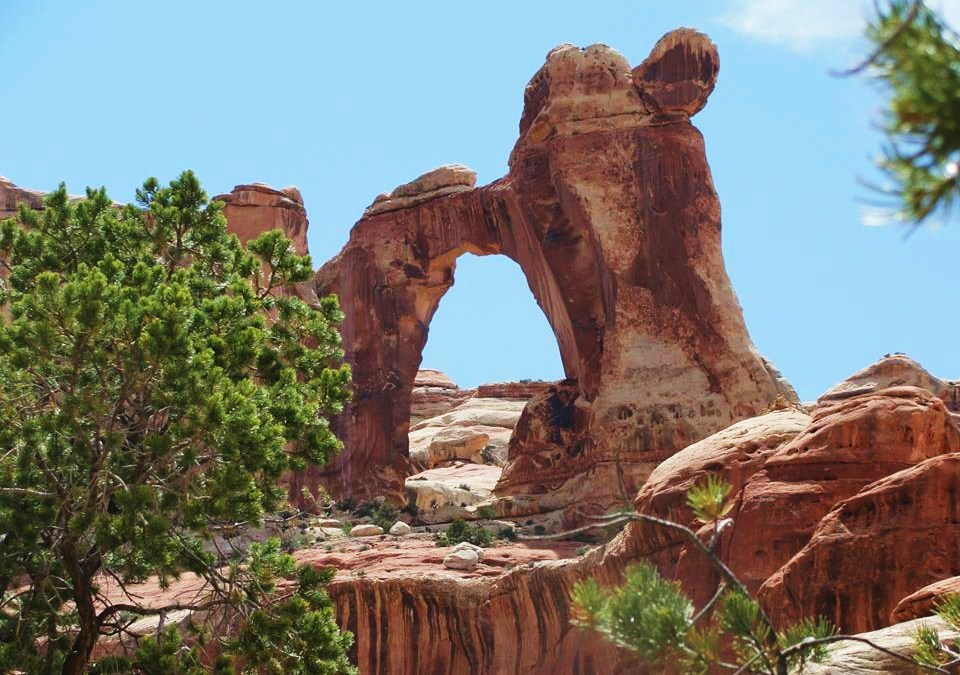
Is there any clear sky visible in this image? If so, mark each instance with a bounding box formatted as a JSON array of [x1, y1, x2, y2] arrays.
[[2, 0, 959, 401]]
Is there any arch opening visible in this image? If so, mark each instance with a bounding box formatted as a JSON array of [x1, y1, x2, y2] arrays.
[[405, 253, 565, 509], [420, 253, 563, 388]]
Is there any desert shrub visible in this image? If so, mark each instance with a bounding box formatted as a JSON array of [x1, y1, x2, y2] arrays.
[[435, 519, 494, 547]]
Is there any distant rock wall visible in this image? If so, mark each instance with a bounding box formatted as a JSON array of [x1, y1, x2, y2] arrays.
[[0, 176, 44, 219]]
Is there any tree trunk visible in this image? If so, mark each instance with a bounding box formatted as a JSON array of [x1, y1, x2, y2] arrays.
[[61, 539, 99, 675]]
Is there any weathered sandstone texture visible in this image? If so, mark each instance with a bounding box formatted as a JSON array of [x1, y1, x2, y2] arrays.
[[820, 353, 960, 411], [0, 175, 44, 218], [409, 396, 526, 469], [214, 183, 309, 254], [760, 452, 960, 633], [75, 356, 960, 674], [410, 369, 471, 423], [306, 29, 796, 508], [802, 616, 960, 674], [405, 462, 502, 524], [891, 576, 960, 623], [677, 386, 960, 603], [629, 407, 811, 601], [213, 182, 320, 307], [321, 533, 634, 674]]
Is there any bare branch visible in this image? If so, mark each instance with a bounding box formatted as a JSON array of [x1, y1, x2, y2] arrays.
[[780, 634, 952, 674]]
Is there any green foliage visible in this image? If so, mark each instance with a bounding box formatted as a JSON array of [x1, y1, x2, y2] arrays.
[[0, 172, 354, 673], [686, 475, 734, 525], [912, 595, 960, 666], [572, 563, 692, 662], [573, 564, 840, 674], [476, 505, 497, 520], [776, 616, 837, 668], [434, 518, 494, 547], [934, 593, 960, 627], [224, 541, 355, 674], [718, 590, 773, 666], [571, 480, 842, 674], [863, 1, 960, 223], [354, 499, 398, 531], [914, 622, 950, 666]]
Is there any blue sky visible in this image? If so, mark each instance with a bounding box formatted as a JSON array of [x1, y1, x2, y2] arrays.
[[2, 0, 959, 400]]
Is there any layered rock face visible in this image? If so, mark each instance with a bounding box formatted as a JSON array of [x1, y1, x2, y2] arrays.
[[213, 182, 320, 307], [0, 175, 44, 218], [323, 530, 642, 675], [675, 386, 960, 603], [405, 371, 545, 522], [307, 29, 795, 508], [410, 369, 471, 423], [625, 358, 960, 620], [891, 576, 960, 623], [760, 453, 960, 633], [214, 182, 310, 255]]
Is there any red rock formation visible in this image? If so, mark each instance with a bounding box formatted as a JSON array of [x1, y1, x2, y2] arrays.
[[759, 453, 960, 633], [819, 353, 959, 411], [214, 182, 309, 255], [630, 408, 810, 602], [704, 387, 958, 589], [0, 175, 44, 218], [308, 29, 795, 507], [319, 527, 653, 675], [890, 576, 960, 623], [668, 386, 959, 609], [410, 369, 472, 423], [213, 182, 320, 309], [416, 369, 459, 390], [89, 356, 960, 674], [475, 380, 553, 400]]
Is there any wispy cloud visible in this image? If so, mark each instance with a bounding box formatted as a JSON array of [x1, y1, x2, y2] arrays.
[[720, 0, 960, 53]]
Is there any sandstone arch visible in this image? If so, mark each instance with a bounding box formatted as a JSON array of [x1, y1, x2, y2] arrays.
[[299, 29, 797, 514]]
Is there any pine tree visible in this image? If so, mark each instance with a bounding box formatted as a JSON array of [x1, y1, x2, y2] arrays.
[[0, 172, 355, 674], [858, 0, 960, 223]]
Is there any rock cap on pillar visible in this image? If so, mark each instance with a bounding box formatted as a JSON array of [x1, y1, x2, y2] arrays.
[[365, 164, 477, 217]]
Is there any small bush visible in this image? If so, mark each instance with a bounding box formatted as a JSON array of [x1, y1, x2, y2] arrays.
[[435, 519, 494, 547], [476, 505, 497, 520], [480, 445, 497, 464], [458, 483, 471, 491], [576, 545, 591, 557], [497, 526, 518, 541], [533, 525, 547, 536], [335, 497, 357, 513], [371, 502, 399, 531], [351, 500, 398, 531]]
